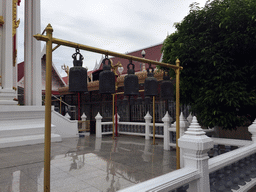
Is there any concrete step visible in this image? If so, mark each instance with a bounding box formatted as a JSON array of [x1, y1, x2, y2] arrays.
[[0, 106, 63, 148], [0, 134, 62, 148], [0, 119, 56, 138], [0, 106, 45, 121]]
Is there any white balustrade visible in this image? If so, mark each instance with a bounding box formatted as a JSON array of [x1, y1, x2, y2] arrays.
[[94, 112, 256, 191]]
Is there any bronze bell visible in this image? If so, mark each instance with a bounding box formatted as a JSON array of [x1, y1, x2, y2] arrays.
[[144, 65, 158, 96], [161, 71, 173, 100], [69, 49, 88, 92], [99, 57, 115, 94], [124, 61, 139, 96]]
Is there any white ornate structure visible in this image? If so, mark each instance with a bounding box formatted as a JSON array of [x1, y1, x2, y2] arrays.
[[0, 0, 41, 105], [0, 0, 18, 105], [0, 0, 78, 148]]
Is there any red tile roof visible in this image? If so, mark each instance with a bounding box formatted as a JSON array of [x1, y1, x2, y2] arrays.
[[62, 76, 68, 85]]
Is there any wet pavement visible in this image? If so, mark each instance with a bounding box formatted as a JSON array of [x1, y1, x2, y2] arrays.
[[0, 135, 176, 192]]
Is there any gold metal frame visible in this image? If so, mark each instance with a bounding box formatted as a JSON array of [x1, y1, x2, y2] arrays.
[[34, 24, 182, 192]]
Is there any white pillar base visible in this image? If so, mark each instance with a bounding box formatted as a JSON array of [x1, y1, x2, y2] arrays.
[[0, 89, 18, 105]]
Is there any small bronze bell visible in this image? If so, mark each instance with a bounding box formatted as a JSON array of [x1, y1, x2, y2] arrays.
[[124, 61, 139, 96], [161, 70, 173, 100], [69, 49, 88, 92], [144, 65, 158, 96], [99, 57, 115, 94]]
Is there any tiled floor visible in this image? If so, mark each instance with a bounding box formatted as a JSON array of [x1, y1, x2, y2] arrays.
[[0, 135, 176, 192]]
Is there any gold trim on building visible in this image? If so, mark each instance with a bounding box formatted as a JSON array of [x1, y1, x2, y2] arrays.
[[12, 0, 20, 36], [0, 16, 4, 25]]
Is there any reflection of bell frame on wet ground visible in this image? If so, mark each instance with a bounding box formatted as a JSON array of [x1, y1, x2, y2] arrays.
[[34, 24, 182, 191]]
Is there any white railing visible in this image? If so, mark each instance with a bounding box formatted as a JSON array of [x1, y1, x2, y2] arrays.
[[95, 111, 256, 191], [119, 167, 199, 192], [120, 116, 214, 192], [118, 117, 256, 192], [95, 111, 164, 139]]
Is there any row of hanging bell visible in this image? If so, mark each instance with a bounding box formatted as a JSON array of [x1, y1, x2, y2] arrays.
[[99, 57, 173, 100], [69, 49, 88, 92]]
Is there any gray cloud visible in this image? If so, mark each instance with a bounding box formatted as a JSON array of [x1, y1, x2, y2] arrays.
[[17, 0, 208, 77]]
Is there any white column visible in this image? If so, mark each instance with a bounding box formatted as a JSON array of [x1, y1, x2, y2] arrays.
[[0, 0, 17, 105], [0, 0, 2, 87], [24, 0, 41, 105]]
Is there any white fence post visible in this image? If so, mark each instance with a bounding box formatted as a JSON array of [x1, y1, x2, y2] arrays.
[[180, 112, 189, 137], [178, 116, 213, 192], [162, 111, 170, 150], [144, 111, 152, 140], [248, 119, 256, 142], [95, 112, 103, 138], [180, 112, 189, 167], [81, 113, 87, 130], [187, 112, 193, 126], [65, 112, 71, 120]]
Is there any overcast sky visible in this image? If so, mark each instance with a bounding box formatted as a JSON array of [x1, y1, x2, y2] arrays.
[[17, 0, 208, 77]]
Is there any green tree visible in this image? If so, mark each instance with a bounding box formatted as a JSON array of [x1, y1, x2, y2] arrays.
[[162, 0, 256, 130]]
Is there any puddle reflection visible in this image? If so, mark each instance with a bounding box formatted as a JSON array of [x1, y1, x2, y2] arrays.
[[0, 136, 175, 192]]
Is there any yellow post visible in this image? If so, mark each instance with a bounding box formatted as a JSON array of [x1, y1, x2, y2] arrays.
[[44, 24, 53, 192], [112, 93, 115, 139], [175, 59, 180, 169], [152, 96, 156, 145], [60, 97, 62, 114]]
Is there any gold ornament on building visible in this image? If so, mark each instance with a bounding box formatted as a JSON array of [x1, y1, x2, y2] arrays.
[[12, 0, 20, 36], [61, 64, 70, 76], [13, 49, 17, 67], [0, 16, 4, 25]]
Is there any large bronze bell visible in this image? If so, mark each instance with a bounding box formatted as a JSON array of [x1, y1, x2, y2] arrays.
[[124, 61, 139, 96], [144, 65, 158, 96], [161, 71, 173, 100], [99, 57, 115, 94], [69, 49, 88, 92]]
